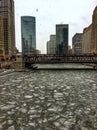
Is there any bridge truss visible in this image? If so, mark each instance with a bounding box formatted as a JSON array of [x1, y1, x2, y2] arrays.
[[23, 54, 97, 64]]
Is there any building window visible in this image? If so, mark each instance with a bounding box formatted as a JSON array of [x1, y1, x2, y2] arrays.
[[0, 1, 1, 6]]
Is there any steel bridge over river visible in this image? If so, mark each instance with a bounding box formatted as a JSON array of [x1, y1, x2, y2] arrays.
[[23, 54, 97, 64]]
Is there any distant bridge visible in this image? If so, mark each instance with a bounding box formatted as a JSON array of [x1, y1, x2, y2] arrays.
[[23, 54, 97, 64]]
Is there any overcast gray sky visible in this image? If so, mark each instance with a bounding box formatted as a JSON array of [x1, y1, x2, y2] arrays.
[[15, 0, 97, 53]]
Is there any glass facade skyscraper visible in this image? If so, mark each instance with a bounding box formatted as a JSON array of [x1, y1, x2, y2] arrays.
[[21, 16, 36, 54], [56, 24, 69, 55]]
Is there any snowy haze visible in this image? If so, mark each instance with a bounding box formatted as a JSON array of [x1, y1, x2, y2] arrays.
[[15, 0, 97, 53]]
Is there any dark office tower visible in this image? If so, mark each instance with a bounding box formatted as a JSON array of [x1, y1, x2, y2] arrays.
[[21, 16, 36, 54], [56, 24, 69, 55], [0, 0, 15, 59]]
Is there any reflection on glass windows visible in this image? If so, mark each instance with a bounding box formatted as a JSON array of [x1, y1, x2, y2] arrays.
[[21, 16, 36, 54]]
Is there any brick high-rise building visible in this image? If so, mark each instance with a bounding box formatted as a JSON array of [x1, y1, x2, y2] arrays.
[[47, 35, 56, 54], [0, 16, 4, 58], [82, 25, 92, 54], [0, 0, 15, 59], [92, 6, 97, 53], [82, 6, 97, 54], [72, 33, 82, 55]]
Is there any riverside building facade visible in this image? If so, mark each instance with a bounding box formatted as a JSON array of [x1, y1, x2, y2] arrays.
[[72, 33, 82, 55], [56, 24, 69, 55], [21, 16, 36, 54], [0, 17, 4, 58], [47, 35, 56, 54], [0, 0, 15, 59], [92, 6, 97, 53], [82, 6, 97, 54], [82, 25, 92, 54]]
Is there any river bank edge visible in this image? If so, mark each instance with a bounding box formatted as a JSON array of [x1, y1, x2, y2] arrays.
[[0, 63, 97, 77]]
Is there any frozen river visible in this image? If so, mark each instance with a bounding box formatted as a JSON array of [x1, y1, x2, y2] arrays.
[[0, 64, 97, 130]]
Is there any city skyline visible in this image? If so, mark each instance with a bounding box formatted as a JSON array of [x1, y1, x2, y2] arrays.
[[15, 0, 97, 53]]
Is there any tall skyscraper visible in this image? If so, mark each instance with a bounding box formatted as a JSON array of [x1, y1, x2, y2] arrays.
[[82, 25, 92, 54], [82, 6, 97, 54], [0, 0, 15, 59], [92, 6, 97, 53], [47, 35, 56, 54], [72, 33, 82, 55], [21, 16, 36, 54], [56, 24, 69, 55], [0, 17, 4, 58]]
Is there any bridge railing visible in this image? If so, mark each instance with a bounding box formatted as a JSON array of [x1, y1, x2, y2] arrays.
[[23, 54, 97, 64]]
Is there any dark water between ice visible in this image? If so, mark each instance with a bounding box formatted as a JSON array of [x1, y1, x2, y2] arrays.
[[0, 64, 97, 130]]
